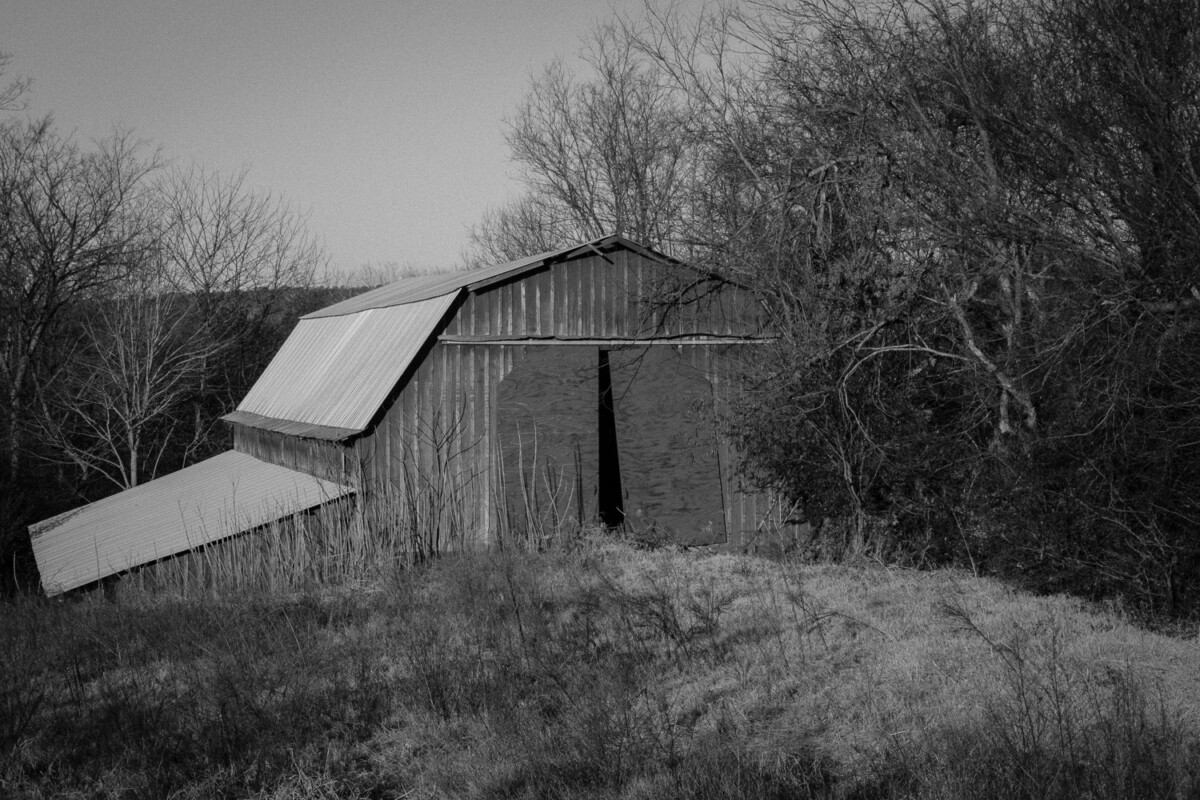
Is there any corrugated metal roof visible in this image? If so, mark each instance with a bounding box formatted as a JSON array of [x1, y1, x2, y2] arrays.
[[233, 293, 457, 432], [29, 451, 355, 595], [305, 234, 673, 319]]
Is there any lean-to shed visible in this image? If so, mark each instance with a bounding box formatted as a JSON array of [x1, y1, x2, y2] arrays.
[[30, 235, 786, 595], [29, 452, 355, 595]]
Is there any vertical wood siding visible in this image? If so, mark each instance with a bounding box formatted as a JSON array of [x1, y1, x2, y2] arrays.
[[233, 424, 349, 484], [352, 340, 518, 547], [441, 251, 762, 340], [343, 250, 789, 549]]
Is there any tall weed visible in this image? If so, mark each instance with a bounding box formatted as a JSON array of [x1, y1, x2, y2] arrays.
[[890, 602, 1200, 799], [3, 544, 1198, 799]]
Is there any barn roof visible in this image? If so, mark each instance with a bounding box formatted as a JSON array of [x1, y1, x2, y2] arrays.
[[29, 450, 354, 595], [305, 234, 673, 318], [232, 293, 458, 434], [226, 234, 676, 440]]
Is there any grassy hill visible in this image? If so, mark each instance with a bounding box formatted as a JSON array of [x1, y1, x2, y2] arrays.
[[4, 540, 1199, 799]]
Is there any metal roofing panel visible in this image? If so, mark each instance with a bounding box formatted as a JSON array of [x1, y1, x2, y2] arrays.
[[29, 451, 355, 595], [235, 293, 457, 432]]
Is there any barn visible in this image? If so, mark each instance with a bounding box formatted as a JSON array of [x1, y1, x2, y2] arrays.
[[30, 235, 788, 595]]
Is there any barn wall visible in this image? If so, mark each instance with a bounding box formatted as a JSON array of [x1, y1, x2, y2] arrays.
[[495, 345, 601, 538], [232, 424, 350, 484], [353, 249, 792, 550], [442, 250, 762, 340], [352, 340, 513, 548]]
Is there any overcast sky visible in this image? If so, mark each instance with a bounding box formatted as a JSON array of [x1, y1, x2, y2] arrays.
[[2, 0, 676, 276]]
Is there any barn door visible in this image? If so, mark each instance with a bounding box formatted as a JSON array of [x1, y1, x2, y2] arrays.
[[608, 346, 727, 545], [497, 346, 599, 536], [497, 344, 727, 545]]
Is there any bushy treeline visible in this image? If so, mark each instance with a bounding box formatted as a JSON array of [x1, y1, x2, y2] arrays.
[[0, 63, 346, 593], [474, 0, 1200, 617]]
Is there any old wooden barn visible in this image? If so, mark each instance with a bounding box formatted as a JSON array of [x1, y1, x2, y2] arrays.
[[30, 235, 786, 594]]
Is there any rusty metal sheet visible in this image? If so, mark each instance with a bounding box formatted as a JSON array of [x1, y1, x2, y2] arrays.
[[235, 293, 458, 433], [28, 451, 355, 595]]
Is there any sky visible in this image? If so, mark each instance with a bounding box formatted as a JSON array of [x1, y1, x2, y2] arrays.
[[1, 1, 670, 277]]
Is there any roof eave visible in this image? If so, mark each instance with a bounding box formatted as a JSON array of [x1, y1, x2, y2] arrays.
[[221, 410, 362, 441]]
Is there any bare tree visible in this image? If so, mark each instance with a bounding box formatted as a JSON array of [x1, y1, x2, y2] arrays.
[[0, 53, 30, 112], [620, 0, 1200, 608], [154, 163, 328, 459], [338, 259, 450, 288], [36, 255, 219, 489], [0, 119, 156, 480], [466, 195, 579, 266], [157, 164, 325, 305], [468, 25, 695, 263]]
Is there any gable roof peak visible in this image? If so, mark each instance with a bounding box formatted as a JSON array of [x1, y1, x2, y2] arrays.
[[306, 234, 672, 320]]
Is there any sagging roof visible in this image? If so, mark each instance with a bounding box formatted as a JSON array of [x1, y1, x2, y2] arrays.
[[29, 451, 355, 595], [227, 235, 675, 440]]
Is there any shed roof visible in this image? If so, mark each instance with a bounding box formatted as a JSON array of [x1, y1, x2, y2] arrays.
[[29, 450, 354, 595]]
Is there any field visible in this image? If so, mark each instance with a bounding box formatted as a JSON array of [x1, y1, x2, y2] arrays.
[[4, 538, 1199, 799]]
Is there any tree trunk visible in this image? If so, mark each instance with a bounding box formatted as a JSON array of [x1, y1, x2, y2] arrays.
[[7, 384, 20, 481], [128, 426, 139, 488]]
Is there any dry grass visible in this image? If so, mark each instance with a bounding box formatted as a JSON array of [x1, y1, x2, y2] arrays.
[[4, 539, 1199, 798]]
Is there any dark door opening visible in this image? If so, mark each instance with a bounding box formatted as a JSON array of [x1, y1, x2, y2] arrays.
[[497, 344, 726, 543], [597, 349, 624, 528]]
